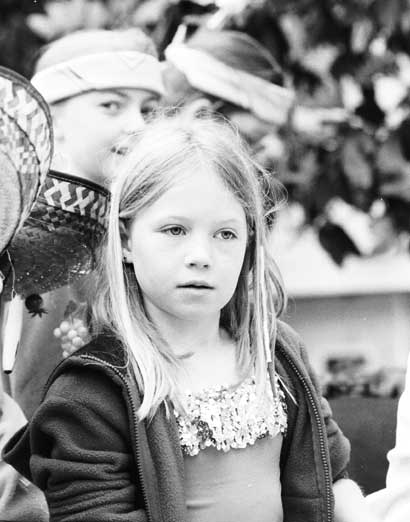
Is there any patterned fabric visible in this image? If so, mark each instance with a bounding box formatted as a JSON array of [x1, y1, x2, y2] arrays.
[[40, 174, 108, 228], [175, 374, 287, 456], [0, 71, 51, 178], [2, 170, 109, 298], [0, 67, 53, 221], [0, 114, 39, 178], [0, 66, 53, 254]]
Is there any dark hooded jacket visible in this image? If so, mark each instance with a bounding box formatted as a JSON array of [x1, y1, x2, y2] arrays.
[[4, 321, 350, 522]]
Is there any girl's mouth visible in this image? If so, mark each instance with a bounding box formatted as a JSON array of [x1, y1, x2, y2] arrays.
[[178, 282, 213, 290]]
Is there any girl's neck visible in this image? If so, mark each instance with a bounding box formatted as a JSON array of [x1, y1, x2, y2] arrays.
[[148, 309, 241, 392], [168, 323, 223, 359], [149, 310, 222, 358]]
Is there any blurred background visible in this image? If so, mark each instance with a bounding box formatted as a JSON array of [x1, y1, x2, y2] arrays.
[[3, 0, 410, 493]]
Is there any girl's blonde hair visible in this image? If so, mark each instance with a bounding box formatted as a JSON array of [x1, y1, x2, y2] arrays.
[[93, 112, 286, 420]]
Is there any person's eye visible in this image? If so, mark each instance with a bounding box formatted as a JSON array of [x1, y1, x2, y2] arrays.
[[141, 100, 159, 119], [100, 101, 122, 114], [163, 226, 186, 236], [216, 230, 237, 240]]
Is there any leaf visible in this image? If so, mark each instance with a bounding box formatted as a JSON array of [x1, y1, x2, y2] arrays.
[[340, 132, 374, 191]]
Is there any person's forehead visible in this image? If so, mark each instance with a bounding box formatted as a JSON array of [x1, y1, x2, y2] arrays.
[[64, 87, 160, 104], [95, 88, 160, 100], [155, 169, 245, 211]]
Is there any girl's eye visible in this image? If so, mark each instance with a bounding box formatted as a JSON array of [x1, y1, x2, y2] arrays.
[[100, 101, 121, 113], [164, 226, 185, 236], [141, 100, 159, 119], [217, 230, 237, 240]]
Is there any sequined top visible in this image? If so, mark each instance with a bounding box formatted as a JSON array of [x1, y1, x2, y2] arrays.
[[174, 374, 287, 456]]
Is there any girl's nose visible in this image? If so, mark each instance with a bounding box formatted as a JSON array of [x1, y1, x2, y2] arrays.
[[184, 238, 212, 269], [123, 111, 146, 135], [186, 258, 210, 269]]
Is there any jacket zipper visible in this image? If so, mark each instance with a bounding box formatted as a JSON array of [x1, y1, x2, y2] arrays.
[[79, 354, 153, 522], [277, 346, 333, 522]]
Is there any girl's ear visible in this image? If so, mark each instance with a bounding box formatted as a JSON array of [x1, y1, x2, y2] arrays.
[[120, 219, 133, 264]]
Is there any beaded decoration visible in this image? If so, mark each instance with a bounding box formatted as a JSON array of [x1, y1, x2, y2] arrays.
[[175, 374, 287, 456]]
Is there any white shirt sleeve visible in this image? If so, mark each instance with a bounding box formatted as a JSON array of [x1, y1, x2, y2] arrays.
[[366, 353, 410, 522]]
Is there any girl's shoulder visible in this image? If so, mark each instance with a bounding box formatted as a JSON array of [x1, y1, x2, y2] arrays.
[[42, 332, 129, 401], [3, 338, 132, 488], [275, 320, 307, 363], [74, 332, 127, 366], [274, 320, 319, 394]]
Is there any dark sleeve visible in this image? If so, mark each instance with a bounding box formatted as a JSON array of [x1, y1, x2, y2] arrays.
[[26, 367, 147, 522], [298, 336, 351, 482], [278, 321, 351, 482]]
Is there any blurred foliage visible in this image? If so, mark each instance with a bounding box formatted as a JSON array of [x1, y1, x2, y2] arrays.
[[0, 0, 45, 76]]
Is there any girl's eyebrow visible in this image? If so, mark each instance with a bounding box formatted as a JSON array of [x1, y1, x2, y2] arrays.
[[95, 89, 159, 102], [93, 89, 129, 99], [155, 215, 244, 226], [155, 215, 188, 222], [217, 218, 245, 226]]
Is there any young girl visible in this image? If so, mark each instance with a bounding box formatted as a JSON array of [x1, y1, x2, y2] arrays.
[[5, 113, 375, 522]]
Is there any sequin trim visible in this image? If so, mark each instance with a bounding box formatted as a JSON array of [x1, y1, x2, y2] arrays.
[[175, 374, 287, 456]]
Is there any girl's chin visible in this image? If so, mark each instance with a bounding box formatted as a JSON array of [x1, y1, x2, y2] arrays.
[[174, 308, 222, 323]]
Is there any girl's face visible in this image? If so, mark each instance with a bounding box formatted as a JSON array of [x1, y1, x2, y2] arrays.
[[125, 167, 248, 326], [53, 88, 160, 186]]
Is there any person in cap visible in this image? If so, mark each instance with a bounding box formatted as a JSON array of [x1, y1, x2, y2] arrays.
[[163, 28, 346, 199], [32, 27, 164, 187], [164, 29, 295, 148], [5, 28, 165, 419], [0, 65, 51, 522]]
